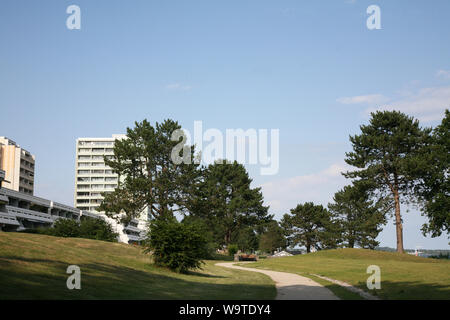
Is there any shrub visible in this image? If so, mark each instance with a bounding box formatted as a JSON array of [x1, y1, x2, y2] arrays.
[[51, 219, 81, 237], [144, 217, 209, 273], [79, 218, 118, 242], [228, 244, 238, 256], [24, 218, 118, 242]]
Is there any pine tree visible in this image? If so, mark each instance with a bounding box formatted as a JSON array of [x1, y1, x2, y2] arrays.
[[196, 161, 271, 247], [328, 181, 389, 249], [281, 202, 333, 253], [98, 119, 202, 223], [344, 111, 431, 253]]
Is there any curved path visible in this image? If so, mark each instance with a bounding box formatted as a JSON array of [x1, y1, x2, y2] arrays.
[[216, 262, 339, 300]]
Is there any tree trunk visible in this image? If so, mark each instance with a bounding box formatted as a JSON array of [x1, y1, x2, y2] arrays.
[[225, 230, 231, 246], [393, 188, 404, 253], [349, 240, 355, 248], [306, 240, 311, 253]]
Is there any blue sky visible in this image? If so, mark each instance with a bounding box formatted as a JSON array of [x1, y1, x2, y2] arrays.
[[1, 0, 449, 248]]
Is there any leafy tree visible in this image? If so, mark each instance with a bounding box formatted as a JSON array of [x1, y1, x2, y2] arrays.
[[98, 119, 202, 223], [281, 202, 333, 253], [194, 161, 271, 247], [328, 181, 389, 249], [344, 111, 431, 253], [51, 219, 81, 238], [417, 110, 450, 237], [233, 227, 259, 253], [144, 217, 209, 273], [79, 218, 119, 242], [181, 215, 217, 258], [258, 220, 287, 254]]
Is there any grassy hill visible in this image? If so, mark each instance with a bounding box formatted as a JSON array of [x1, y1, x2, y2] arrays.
[[0, 232, 275, 300], [245, 248, 450, 300]]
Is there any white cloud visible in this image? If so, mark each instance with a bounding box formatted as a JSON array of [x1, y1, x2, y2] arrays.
[[436, 69, 450, 79], [372, 86, 450, 122], [337, 94, 388, 105], [165, 83, 192, 91], [337, 86, 450, 122], [259, 163, 351, 217]]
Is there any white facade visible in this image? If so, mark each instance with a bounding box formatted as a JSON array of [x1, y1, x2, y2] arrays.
[[74, 135, 148, 243], [74, 135, 124, 212]]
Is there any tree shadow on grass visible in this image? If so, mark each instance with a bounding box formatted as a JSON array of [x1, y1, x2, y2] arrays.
[[353, 280, 450, 300], [184, 270, 225, 278], [0, 255, 271, 300]]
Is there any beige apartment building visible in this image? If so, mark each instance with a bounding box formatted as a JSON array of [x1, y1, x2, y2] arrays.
[[0, 137, 35, 195]]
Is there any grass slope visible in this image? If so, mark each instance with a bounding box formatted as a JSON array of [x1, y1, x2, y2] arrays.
[[0, 232, 275, 300], [245, 248, 450, 300]]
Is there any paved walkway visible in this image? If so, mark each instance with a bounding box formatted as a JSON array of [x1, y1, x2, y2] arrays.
[[216, 262, 339, 300]]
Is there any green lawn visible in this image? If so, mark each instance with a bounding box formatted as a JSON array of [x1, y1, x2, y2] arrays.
[[0, 232, 275, 299], [243, 248, 450, 300]]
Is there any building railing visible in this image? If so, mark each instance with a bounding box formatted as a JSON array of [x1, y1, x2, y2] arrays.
[[0, 212, 20, 226], [6, 205, 53, 223], [52, 201, 81, 215], [0, 187, 51, 207]]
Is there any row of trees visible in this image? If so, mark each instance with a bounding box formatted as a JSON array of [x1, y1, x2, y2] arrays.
[[99, 109, 448, 273], [282, 110, 449, 253], [97, 120, 275, 267], [281, 189, 388, 254]]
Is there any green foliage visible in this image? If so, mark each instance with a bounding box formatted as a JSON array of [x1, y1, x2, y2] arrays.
[[233, 227, 259, 253], [29, 218, 118, 242], [328, 181, 389, 249], [258, 220, 287, 254], [51, 219, 81, 238], [281, 202, 335, 253], [98, 119, 202, 223], [144, 217, 209, 273], [344, 110, 431, 252], [79, 218, 119, 242], [227, 244, 238, 256], [417, 110, 450, 237], [181, 215, 216, 259], [193, 161, 271, 247]]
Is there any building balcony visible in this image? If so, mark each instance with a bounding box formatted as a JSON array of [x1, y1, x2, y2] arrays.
[[6, 205, 53, 224], [123, 224, 142, 233], [0, 188, 50, 207], [126, 234, 143, 242], [0, 212, 20, 226]]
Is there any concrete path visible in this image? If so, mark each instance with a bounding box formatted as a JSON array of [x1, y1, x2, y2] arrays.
[[216, 262, 339, 300]]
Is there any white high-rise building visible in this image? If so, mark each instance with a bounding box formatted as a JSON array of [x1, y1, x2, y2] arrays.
[[74, 134, 148, 243]]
